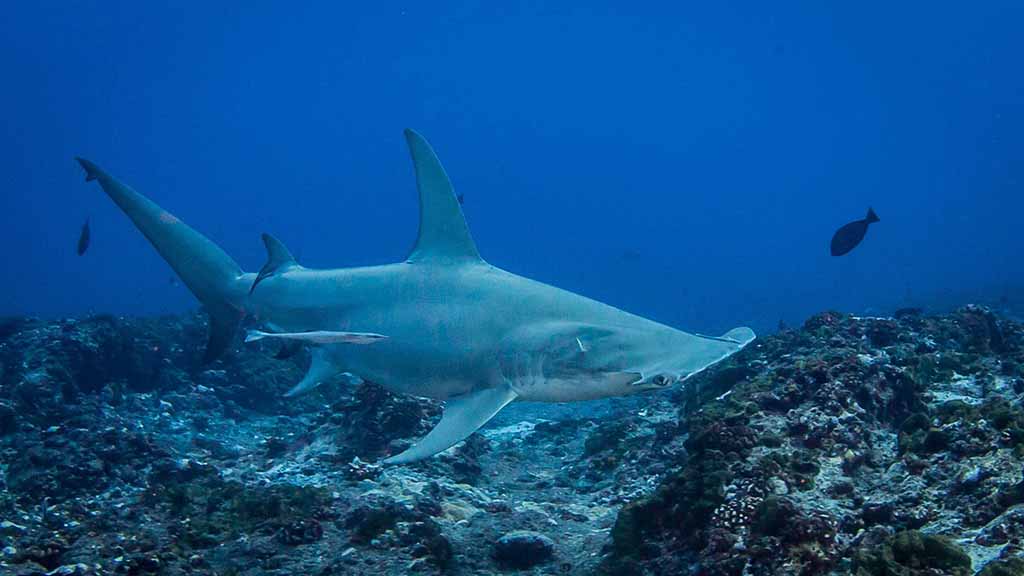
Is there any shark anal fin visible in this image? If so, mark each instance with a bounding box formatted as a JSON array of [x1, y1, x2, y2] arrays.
[[403, 129, 484, 265], [283, 348, 338, 397], [383, 385, 517, 465], [251, 233, 298, 294]]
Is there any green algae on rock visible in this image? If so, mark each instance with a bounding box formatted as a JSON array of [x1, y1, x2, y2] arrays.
[[853, 530, 972, 576]]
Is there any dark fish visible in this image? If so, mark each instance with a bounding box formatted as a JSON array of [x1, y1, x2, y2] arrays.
[[77, 218, 90, 255], [830, 207, 879, 256], [457, 193, 464, 205]]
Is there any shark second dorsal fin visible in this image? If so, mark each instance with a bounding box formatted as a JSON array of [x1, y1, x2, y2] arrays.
[[403, 129, 484, 265], [250, 233, 299, 294]]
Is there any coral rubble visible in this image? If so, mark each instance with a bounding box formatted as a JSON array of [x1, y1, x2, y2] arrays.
[[0, 305, 1022, 574]]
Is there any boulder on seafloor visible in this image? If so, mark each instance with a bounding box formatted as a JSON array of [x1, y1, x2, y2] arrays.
[[493, 530, 556, 569]]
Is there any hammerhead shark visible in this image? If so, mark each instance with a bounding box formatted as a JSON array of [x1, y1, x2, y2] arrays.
[[76, 130, 755, 465]]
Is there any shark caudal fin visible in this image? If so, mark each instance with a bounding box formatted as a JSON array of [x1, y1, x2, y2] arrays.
[[403, 129, 484, 265], [76, 158, 245, 363]]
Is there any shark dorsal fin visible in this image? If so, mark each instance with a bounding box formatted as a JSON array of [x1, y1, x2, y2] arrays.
[[250, 233, 299, 294], [404, 129, 483, 265]]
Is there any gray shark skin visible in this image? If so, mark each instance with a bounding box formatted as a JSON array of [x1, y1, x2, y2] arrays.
[[76, 130, 755, 465]]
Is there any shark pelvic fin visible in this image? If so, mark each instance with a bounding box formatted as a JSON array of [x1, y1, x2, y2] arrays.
[[251, 233, 299, 294], [383, 385, 517, 465], [403, 129, 484, 265], [282, 348, 338, 397]]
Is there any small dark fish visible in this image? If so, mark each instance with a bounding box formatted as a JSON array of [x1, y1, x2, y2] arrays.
[[77, 218, 91, 255], [457, 193, 465, 205], [830, 207, 879, 256]]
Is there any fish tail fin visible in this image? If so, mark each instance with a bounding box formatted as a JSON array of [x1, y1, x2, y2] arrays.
[[244, 330, 266, 343], [866, 207, 880, 223], [76, 157, 247, 363]]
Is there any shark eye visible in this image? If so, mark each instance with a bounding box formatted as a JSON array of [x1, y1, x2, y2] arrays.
[[652, 374, 671, 387]]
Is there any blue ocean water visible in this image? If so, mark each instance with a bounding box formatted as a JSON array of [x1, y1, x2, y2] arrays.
[[2, 2, 1021, 334]]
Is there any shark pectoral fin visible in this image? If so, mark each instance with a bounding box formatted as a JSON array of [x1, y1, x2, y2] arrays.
[[283, 348, 338, 397], [251, 233, 299, 294], [383, 385, 517, 466]]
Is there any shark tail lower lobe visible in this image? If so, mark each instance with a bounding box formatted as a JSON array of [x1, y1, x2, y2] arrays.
[[76, 158, 245, 363]]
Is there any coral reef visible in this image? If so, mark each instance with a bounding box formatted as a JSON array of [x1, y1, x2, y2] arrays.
[[0, 305, 1022, 574], [603, 306, 1024, 575]]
